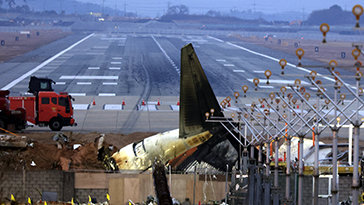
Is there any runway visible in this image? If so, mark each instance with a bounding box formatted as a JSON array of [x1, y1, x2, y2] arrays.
[[0, 29, 358, 133]]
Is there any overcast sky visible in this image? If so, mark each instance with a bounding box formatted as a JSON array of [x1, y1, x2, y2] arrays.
[[77, 0, 361, 17]]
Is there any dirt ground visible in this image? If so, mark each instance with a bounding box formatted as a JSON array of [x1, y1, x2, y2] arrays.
[[230, 33, 362, 72], [0, 30, 70, 62], [0, 131, 156, 171]]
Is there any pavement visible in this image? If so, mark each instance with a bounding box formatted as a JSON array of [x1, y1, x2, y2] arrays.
[[0, 25, 362, 136]]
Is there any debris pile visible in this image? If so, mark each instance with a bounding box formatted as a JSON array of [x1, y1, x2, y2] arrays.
[[0, 132, 156, 171]]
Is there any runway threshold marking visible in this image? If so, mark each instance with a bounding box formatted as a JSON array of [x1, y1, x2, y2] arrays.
[[1, 33, 95, 90], [151, 35, 180, 75], [104, 104, 123, 110], [73, 104, 90, 110], [60, 76, 118, 80], [207, 36, 337, 84]]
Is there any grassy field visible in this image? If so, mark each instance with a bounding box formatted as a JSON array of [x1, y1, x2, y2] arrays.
[[0, 29, 70, 62]]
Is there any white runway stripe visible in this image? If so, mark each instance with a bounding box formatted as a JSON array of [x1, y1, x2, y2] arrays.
[[112, 57, 123, 60], [111, 62, 122, 65], [55, 82, 66, 85], [151, 35, 180, 75], [69, 93, 86, 96], [99, 93, 116, 96], [103, 82, 118, 85], [88, 67, 100, 70], [247, 79, 310, 85], [259, 85, 274, 89], [73, 104, 90, 110], [77, 82, 92, 85], [60, 76, 118, 80], [109, 67, 121, 70], [93, 46, 108, 49], [223, 64, 235, 67]]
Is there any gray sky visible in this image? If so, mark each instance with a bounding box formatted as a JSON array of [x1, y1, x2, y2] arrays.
[[77, 0, 361, 17]]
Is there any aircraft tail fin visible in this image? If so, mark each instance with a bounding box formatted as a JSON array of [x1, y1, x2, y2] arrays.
[[179, 44, 223, 138]]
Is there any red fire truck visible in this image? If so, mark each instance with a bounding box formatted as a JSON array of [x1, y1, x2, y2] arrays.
[[7, 76, 76, 131]]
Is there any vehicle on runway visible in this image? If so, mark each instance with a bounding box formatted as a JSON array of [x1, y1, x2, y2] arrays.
[[6, 76, 76, 131]]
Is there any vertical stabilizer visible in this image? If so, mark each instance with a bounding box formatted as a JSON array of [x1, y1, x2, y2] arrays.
[[179, 44, 223, 138]]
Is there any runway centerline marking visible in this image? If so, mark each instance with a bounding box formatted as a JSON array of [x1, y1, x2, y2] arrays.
[[216, 59, 226, 62], [93, 46, 108, 49], [112, 57, 123, 60], [111, 62, 122, 65], [207, 36, 336, 84], [109, 67, 121, 70], [77, 82, 92, 85], [259, 85, 274, 89], [223, 64, 235, 67], [151, 35, 180, 75], [1, 33, 95, 90], [60, 76, 118, 80], [253, 70, 265, 73], [88, 67, 100, 70], [233, 70, 245, 73]]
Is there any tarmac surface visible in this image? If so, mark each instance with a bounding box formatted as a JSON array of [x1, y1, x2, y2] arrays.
[[0, 25, 361, 134]]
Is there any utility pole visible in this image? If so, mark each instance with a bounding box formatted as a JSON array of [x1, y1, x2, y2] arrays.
[[253, 0, 256, 13], [59, 0, 63, 14], [114, 0, 117, 16], [124, 1, 126, 17]]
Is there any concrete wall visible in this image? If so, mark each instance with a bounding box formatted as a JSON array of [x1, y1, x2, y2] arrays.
[[107, 173, 227, 205], [0, 170, 74, 202]]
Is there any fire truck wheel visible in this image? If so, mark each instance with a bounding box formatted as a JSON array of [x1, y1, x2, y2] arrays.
[[49, 118, 63, 131]]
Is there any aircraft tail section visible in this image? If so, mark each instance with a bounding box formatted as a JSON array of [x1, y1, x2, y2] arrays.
[[179, 44, 223, 138]]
